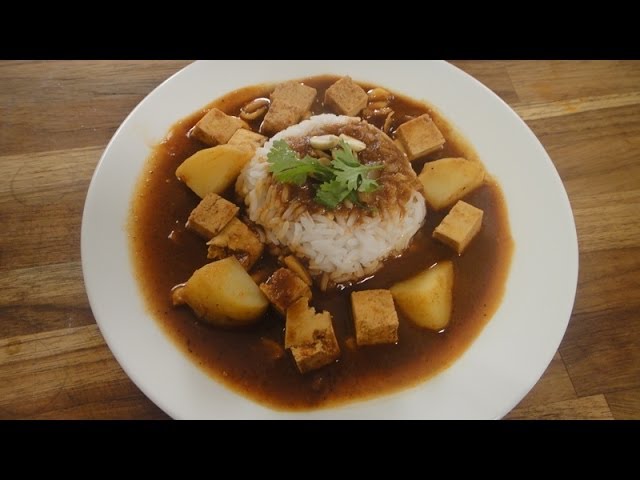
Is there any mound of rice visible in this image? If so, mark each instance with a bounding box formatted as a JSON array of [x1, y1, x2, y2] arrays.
[[236, 114, 426, 284]]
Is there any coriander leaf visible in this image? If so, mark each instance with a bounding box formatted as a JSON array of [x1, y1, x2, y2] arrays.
[[315, 180, 351, 209], [359, 176, 380, 193], [331, 147, 383, 193], [267, 137, 384, 209], [307, 161, 335, 183], [330, 140, 384, 192], [346, 190, 362, 206], [267, 140, 301, 173], [331, 159, 361, 191], [331, 139, 360, 167], [267, 140, 333, 186]]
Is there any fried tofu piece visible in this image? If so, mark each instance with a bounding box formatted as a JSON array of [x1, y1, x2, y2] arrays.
[[285, 298, 340, 373], [186, 192, 239, 239], [351, 290, 399, 346], [207, 217, 264, 270], [433, 200, 483, 254], [395, 114, 445, 161], [227, 128, 267, 153], [261, 81, 317, 136], [259, 268, 312, 315], [394, 139, 407, 157], [191, 108, 246, 146], [324, 76, 368, 116]]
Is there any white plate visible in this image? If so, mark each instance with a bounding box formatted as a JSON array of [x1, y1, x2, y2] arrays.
[[81, 61, 578, 419]]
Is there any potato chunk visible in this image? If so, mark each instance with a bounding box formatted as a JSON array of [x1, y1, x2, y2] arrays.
[[418, 157, 485, 210], [176, 145, 253, 198], [171, 257, 268, 327], [390, 261, 454, 331]]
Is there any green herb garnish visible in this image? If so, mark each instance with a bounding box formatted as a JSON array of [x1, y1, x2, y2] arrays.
[[265, 139, 333, 185], [267, 139, 383, 209]]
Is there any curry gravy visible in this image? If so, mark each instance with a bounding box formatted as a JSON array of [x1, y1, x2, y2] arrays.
[[128, 76, 514, 410]]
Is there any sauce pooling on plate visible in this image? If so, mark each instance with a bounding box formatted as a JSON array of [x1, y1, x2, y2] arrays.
[[128, 75, 514, 410]]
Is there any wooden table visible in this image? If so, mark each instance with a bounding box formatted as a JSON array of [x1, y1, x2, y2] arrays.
[[1, 61, 638, 420]]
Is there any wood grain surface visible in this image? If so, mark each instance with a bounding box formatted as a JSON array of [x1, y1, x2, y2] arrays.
[[1, 60, 638, 420]]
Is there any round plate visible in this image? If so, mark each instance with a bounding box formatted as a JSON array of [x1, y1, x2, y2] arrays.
[[81, 61, 578, 419]]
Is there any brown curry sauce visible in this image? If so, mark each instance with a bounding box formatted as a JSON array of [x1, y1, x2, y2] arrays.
[[128, 75, 514, 410]]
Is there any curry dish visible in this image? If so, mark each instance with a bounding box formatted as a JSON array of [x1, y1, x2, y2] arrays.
[[128, 75, 513, 410]]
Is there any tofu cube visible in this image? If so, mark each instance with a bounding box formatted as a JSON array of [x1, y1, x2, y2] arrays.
[[394, 139, 407, 157], [207, 217, 264, 270], [261, 81, 317, 136], [324, 76, 368, 116], [351, 290, 399, 346], [186, 192, 239, 239], [285, 298, 340, 373], [395, 114, 445, 161], [227, 128, 267, 153], [433, 200, 483, 254], [259, 268, 312, 315], [191, 108, 246, 146]]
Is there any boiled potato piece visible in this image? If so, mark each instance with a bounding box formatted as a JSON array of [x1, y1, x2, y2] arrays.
[[390, 261, 454, 331], [176, 144, 253, 198], [418, 157, 484, 210], [173, 257, 268, 327]]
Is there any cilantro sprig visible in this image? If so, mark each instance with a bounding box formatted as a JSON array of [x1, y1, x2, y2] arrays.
[[267, 139, 383, 209], [265, 139, 334, 185]]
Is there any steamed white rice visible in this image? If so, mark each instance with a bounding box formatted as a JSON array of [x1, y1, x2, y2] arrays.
[[236, 114, 426, 283]]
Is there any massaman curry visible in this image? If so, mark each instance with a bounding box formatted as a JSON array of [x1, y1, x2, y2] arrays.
[[128, 75, 513, 410]]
